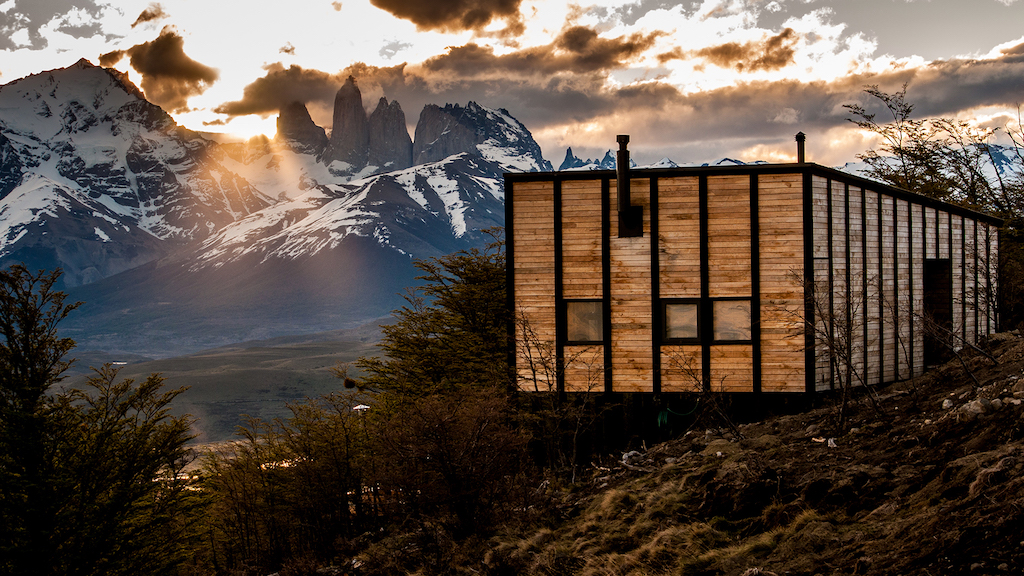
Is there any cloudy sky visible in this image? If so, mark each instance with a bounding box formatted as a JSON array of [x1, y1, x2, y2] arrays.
[[1, 0, 1023, 166]]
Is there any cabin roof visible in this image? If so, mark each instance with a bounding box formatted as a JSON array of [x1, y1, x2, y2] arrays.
[[504, 161, 1004, 226]]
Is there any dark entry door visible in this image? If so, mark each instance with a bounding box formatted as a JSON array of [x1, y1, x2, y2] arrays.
[[923, 258, 953, 366]]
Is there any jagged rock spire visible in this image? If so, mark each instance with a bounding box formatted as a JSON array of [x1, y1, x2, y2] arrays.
[[276, 101, 328, 155], [368, 97, 412, 171], [322, 76, 369, 168]]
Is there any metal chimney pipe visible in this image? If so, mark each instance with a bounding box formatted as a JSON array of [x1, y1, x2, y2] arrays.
[[616, 135, 643, 237], [616, 134, 630, 214], [795, 132, 806, 163]]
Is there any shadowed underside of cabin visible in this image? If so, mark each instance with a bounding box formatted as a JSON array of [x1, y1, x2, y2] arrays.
[[506, 162, 1001, 395]]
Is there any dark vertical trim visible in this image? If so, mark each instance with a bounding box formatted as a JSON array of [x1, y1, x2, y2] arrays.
[[961, 216, 967, 345], [948, 212, 953, 335], [803, 171, 816, 394], [878, 192, 885, 384], [931, 207, 936, 257], [505, 176, 517, 385], [844, 183, 852, 391], [942, 210, 950, 259], [750, 174, 762, 394], [947, 212, 954, 346], [650, 177, 662, 394], [826, 179, 835, 391], [553, 179, 565, 396], [601, 178, 613, 393], [861, 187, 869, 387], [700, 175, 712, 392], [892, 197, 900, 380], [986, 223, 993, 335], [973, 220, 979, 342], [992, 223, 998, 333], [908, 203, 915, 377]]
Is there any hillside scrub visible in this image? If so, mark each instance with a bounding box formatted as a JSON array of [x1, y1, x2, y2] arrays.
[[7, 244, 1024, 574], [482, 332, 1024, 576], [182, 224, 1024, 574], [0, 266, 198, 576], [846, 85, 1024, 328], [187, 328, 1024, 575]]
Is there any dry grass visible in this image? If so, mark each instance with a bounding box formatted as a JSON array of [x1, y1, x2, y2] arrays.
[[479, 333, 1024, 576]]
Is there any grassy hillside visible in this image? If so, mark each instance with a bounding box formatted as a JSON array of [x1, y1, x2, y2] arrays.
[[472, 332, 1024, 576]]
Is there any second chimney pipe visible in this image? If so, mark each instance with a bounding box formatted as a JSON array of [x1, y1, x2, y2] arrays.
[[795, 132, 806, 163], [617, 134, 630, 213]]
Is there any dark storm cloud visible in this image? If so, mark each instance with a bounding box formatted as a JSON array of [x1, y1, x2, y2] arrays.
[[213, 23, 661, 124], [0, 0, 107, 51], [213, 64, 351, 116], [98, 49, 125, 67], [571, 46, 1024, 162], [688, 28, 799, 72], [418, 25, 663, 78], [1001, 41, 1024, 57], [131, 3, 168, 28], [122, 27, 219, 113], [370, 0, 523, 33], [213, 25, 1024, 165]]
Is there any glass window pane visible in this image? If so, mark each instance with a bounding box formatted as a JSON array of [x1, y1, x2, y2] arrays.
[[566, 301, 603, 342], [664, 303, 698, 340], [714, 300, 751, 341]]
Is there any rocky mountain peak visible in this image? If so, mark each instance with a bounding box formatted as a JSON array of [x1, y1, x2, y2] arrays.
[[104, 67, 147, 102], [321, 76, 369, 169], [276, 101, 328, 155], [557, 147, 637, 171], [367, 97, 413, 172], [412, 102, 551, 171], [0, 60, 273, 288], [412, 104, 479, 166], [0, 132, 22, 198], [559, 147, 586, 170]]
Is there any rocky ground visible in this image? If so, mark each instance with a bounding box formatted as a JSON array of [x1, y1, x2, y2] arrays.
[[484, 332, 1024, 576]]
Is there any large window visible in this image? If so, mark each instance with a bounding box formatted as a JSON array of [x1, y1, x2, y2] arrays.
[[713, 299, 751, 341], [565, 300, 604, 343], [661, 298, 752, 343], [662, 301, 699, 342]]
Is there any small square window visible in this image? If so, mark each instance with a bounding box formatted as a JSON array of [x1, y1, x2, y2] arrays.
[[713, 300, 751, 341], [566, 301, 603, 342], [664, 302, 699, 341]]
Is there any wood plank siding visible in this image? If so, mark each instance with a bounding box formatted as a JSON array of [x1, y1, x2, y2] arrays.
[[507, 163, 1001, 395]]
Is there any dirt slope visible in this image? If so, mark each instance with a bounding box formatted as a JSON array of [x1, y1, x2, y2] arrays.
[[488, 333, 1024, 576]]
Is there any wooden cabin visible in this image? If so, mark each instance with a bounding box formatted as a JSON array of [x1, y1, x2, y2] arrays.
[[506, 136, 1001, 395]]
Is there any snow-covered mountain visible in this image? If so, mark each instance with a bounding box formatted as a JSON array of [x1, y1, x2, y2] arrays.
[[557, 147, 765, 171], [837, 143, 1024, 184], [189, 152, 507, 270], [0, 59, 272, 287], [0, 60, 550, 356]]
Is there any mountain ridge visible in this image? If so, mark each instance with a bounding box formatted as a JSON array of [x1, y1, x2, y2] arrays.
[[0, 59, 549, 356]]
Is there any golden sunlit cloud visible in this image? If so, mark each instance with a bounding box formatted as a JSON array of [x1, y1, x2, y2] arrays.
[[131, 3, 168, 28], [111, 27, 219, 113], [369, 0, 523, 32], [694, 28, 799, 72], [7, 0, 1022, 166]]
